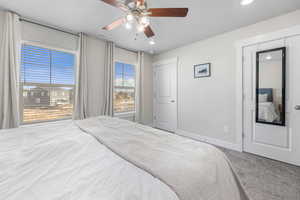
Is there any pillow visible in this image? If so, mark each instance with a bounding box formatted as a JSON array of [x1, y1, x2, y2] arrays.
[[259, 94, 268, 102]]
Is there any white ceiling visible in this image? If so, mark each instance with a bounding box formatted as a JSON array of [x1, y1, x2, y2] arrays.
[[1, 0, 300, 53]]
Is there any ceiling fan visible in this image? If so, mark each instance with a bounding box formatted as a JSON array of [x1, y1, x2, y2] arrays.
[[101, 0, 188, 40]]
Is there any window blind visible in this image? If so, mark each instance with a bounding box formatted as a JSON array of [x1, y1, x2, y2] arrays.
[[21, 44, 75, 85], [20, 44, 75, 123]]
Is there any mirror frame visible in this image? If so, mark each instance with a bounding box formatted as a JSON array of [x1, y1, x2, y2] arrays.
[[255, 47, 286, 126]]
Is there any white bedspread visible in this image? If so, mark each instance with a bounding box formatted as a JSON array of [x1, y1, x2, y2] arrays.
[[0, 120, 178, 200], [0, 117, 249, 200], [76, 117, 249, 200], [258, 102, 279, 122]]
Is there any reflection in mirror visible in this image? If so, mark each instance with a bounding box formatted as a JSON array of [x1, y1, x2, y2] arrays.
[[256, 47, 286, 126]]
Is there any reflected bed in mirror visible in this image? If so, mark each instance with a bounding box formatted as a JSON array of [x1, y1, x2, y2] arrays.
[[256, 47, 286, 126]]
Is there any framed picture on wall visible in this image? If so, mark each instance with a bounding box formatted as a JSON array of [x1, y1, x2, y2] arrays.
[[194, 63, 211, 78]]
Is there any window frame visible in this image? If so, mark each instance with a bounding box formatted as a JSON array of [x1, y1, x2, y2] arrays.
[[113, 60, 137, 117], [20, 41, 78, 125]]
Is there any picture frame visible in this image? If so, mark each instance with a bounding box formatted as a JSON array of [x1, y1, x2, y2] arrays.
[[194, 63, 211, 78]]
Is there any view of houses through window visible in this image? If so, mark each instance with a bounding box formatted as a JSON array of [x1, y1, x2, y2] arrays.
[[21, 44, 75, 123], [114, 62, 136, 113]]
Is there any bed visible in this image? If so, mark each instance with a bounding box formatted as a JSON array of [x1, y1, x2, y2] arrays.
[[258, 88, 279, 122], [258, 102, 279, 122], [0, 116, 249, 200]]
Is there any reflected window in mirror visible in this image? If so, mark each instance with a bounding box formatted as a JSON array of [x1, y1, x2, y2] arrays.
[[256, 47, 286, 126]]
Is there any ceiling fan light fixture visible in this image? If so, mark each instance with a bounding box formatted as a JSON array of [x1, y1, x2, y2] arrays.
[[126, 14, 134, 22], [240, 0, 254, 6], [125, 22, 132, 29], [127, 2, 135, 9], [137, 24, 145, 32], [140, 16, 149, 26], [266, 55, 272, 60], [100, 0, 189, 41]]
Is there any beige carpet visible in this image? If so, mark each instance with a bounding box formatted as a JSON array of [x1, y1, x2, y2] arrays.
[[221, 148, 300, 200]]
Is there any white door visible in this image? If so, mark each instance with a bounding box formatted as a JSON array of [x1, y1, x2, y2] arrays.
[[153, 59, 177, 132], [243, 37, 300, 166]]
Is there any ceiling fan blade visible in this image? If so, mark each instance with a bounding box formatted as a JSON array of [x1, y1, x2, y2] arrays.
[[102, 18, 126, 30], [100, 0, 119, 7], [148, 8, 189, 17], [136, 0, 145, 5], [144, 26, 155, 38], [100, 0, 127, 11]]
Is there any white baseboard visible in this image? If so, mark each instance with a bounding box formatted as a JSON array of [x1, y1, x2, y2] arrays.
[[142, 122, 154, 127], [175, 129, 242, 152]]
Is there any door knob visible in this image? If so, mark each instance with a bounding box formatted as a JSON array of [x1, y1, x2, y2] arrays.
[[295, 105, 300, 110]]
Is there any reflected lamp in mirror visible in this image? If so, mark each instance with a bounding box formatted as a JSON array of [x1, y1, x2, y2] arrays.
[[256, 47, 286, 126]]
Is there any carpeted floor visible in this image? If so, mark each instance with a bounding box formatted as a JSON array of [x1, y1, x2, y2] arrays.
[[221, 148, 300, 200]]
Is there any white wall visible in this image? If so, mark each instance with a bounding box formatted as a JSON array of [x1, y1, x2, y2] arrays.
[[154, 9, 300, 146], [259, 60, 282, 90]]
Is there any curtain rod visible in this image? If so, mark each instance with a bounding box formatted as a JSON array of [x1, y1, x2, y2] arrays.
[[116, 45, 138, 54], [19, 18, 79, 37]]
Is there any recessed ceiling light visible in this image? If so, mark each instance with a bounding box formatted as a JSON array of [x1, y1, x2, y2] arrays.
[[266, 55, 272, 60], [241, 0, 254, 6]]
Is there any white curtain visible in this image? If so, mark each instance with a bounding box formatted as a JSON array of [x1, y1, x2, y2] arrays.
[[135, 51, 144, 123], [0, 11, 21, 129], [74, 33, 88, 120], [103, 41, 115, 116]]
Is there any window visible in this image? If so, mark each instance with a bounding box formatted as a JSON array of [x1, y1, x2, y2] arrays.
[[114, 62, 136, 114], [21, 44, 75, 123]]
